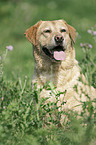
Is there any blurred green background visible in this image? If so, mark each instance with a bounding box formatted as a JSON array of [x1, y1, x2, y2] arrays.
[[0, 0, 96, 80]]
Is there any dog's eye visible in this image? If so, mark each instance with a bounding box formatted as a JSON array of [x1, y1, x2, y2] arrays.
[[61, 29, 66, 32], [44, 29, 51, 33]]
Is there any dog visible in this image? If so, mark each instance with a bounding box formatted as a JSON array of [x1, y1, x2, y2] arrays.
[[25, 20, 95, 114]]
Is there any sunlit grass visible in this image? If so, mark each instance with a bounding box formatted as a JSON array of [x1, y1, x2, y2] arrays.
[[0, 0, 96, 80], [0, 2, 96, 143], [0, 22, 96, 145]]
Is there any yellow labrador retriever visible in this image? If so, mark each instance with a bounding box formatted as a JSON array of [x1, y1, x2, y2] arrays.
[[25, 20, 95, 114]]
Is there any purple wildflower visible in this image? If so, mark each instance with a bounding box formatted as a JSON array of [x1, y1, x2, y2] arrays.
[[80, 43, 83, 47], [88, 44, 92, 48], [6, 45, 13, 51], [87, 30, 92, 34], [0, 56, 1, 60], [93, 31, 96, 36]]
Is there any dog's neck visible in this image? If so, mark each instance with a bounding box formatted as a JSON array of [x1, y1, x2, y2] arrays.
[[33, 46, 80, 89]]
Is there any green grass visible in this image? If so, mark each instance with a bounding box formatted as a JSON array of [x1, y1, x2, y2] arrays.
[[0, 29, 96, 145], [0, 1, 96, 144]]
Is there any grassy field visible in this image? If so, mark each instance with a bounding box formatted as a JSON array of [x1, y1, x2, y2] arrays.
[[0, 0, 96, 80], [0, 0, 96, 145]]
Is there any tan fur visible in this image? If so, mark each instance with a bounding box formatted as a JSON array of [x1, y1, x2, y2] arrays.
[[25, 20, 96, 114]]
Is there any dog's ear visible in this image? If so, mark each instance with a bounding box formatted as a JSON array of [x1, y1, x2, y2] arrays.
[[67, 24, 76, 44], [24, 21, 42, 45]]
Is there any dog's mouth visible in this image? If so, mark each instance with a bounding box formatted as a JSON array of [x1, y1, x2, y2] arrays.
[[42, 45, 66, 61]]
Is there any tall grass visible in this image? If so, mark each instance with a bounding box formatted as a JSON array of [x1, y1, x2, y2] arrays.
[[0, 27, 96, 145]]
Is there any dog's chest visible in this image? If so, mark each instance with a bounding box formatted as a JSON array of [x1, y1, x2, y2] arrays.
[[38, 64, 80, 90]]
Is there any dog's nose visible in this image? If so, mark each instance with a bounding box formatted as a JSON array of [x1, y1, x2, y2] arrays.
[[54, 35, 64, 44]]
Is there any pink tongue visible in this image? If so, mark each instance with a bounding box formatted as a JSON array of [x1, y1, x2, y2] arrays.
[[54, 51, 66, 60]]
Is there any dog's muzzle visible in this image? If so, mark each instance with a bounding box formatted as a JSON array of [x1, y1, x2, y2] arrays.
[[42, 45, 66, 61]]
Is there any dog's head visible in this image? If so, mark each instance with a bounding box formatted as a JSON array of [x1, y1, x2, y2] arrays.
[[25, 20, 76, 62]]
